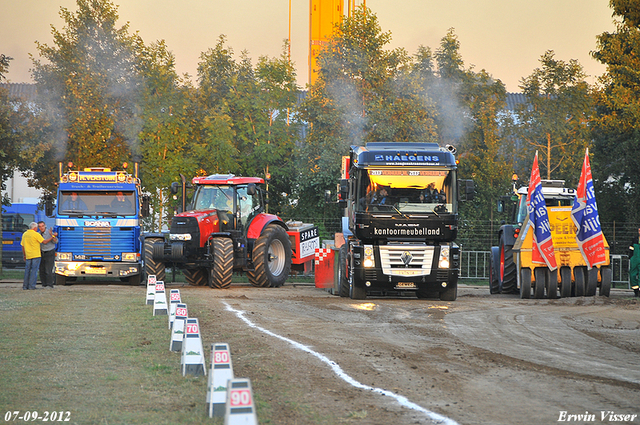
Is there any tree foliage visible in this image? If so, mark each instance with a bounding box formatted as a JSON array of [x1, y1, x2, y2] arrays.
[[515, 51, 592, 184], [31, 0, 143, 170], [591, 1, 640, 223]]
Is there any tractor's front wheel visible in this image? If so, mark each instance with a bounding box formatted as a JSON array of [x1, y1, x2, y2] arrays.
[[144, 237, 165, 283], [184, 268, 208, 286], [209, 238, 233, 289], [248, 225, 291, 288]]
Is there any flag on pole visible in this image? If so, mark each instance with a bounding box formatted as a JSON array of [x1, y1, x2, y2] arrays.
[[571, 149, 606, 269], [526, 151, 557, 270]]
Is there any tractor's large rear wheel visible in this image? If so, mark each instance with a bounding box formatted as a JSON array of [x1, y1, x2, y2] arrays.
[[144, 237, 165, 283], [210, 238, 233, 289], [184, 268, 208, 286], [499, 235, 517, 294], [247, 225, 291, 288], [489, 247, 500, 295]]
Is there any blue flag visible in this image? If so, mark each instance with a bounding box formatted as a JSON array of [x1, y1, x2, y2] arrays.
[[526, 152, 557, 270], [571, 149, 606, 269]]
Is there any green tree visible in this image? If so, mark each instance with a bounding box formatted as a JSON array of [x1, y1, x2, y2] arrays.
[[31, 0, 144, 170], [427, 30, 511, 223], [515, 51, 592, 183], [196, 37, 299, 216], [137, 41, 197, 231], [297, 6, 438, 218], [591, 1, 640, 223]]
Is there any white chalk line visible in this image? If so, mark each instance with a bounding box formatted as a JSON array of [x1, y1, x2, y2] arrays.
[[222, 301, 459, 425]]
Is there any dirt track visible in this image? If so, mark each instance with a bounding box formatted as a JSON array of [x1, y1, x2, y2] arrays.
[[3, 280, 638, 424], [196, 283, 640, 424]]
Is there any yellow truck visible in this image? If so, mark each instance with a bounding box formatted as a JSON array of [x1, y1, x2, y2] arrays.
[[490, 180, 612, 298]]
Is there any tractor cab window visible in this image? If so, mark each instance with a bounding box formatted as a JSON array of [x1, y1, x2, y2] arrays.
[[237, 185, 262, 229], [193, 185, 234, 212], [356, 168, 456, 214]]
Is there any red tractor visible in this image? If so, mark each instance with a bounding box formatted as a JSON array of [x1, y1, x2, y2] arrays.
[[145, 174, 292, 288]]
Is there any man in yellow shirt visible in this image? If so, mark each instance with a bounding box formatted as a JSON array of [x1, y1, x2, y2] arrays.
[[21, 222, 55, 290]]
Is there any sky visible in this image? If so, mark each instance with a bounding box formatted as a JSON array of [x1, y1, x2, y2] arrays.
[[0, 0, 618, 93]]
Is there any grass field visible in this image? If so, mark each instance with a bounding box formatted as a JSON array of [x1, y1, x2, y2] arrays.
[[0, 286, 219, 425]]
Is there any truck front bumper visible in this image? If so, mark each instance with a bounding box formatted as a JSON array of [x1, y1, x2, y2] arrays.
[[55, 261, 140, 277]]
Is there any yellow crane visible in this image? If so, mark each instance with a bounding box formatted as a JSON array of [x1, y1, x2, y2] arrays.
[[308, 0, 365, 86]]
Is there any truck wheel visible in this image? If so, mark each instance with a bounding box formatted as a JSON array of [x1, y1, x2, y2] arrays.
[[574, 267, 586, 296], [533, 268, 546, 299], [560, 267, 572, 298], [128, 274, 142, 286], [489, 247, 500, 294], [184, 268, 207, 286], [547, 269, 558, 299], [144, 237, 165, 283], [338, 245, 349, 297], [520, 268, 531, 299], [586, 268, 598, 296], [210, 238, 233, 289], [349, 275, 367, 300], [439, 281, 458, 301], [499, 235, 517, 294], [600, 267, 612, 297], [248, 225, 291, 288]]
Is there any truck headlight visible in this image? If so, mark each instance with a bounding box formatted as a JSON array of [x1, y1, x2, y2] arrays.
[[122, 252, 139, 261], [170, 233, 192, 241], [363, 245, 375, 268], [56, 252, 72, 261], [439, 246, 450, 269]]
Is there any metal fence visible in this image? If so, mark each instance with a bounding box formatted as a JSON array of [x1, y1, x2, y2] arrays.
[[459, 250, 631, 288], [289, 217, 634, 288]]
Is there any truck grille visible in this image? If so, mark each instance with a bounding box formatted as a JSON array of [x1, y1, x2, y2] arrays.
[[84, 228, 111, 256], [378, 245, 434, 277]]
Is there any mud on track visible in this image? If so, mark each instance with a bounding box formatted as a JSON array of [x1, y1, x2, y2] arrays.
[[2, 280, 639, 424]]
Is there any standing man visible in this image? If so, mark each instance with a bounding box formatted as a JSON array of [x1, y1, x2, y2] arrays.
[[38, 221, 58, 288], [21, 222, 54, 290], [629, 227, 640, 297]]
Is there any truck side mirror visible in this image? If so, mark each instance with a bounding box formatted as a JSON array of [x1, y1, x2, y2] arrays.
[[170, 182, 180, 195], [324, 190, 332, 203], [44, 195, 54, 217], [497, 199, 504, 213], [339, 179, 348, 200], [141, 195, 150, 218], [247, 183, 256, 196], [465, 180, 475, 200]]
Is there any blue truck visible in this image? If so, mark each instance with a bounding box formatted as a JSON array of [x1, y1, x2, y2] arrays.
[[52, 164, 149, 285], [1, 203, 53, 268]]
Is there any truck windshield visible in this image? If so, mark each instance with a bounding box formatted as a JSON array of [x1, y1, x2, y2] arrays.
[[2, 213, 34, 232], [58, 191, 136, 216], [192, 185, 234, 212], [357, 168, 456, 214], [515, 193, 575, 225]]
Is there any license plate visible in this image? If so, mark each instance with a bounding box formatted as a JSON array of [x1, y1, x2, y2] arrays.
[[85, 267, 106, 275], [397, 282, 417, 288]]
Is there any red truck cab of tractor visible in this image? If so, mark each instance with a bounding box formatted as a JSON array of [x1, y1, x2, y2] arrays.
[[146, 174, 292, 288]]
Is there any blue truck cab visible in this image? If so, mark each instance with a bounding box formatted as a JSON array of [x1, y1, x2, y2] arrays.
[[54, 165, 148, 285], [2, 203, 53, 268]]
